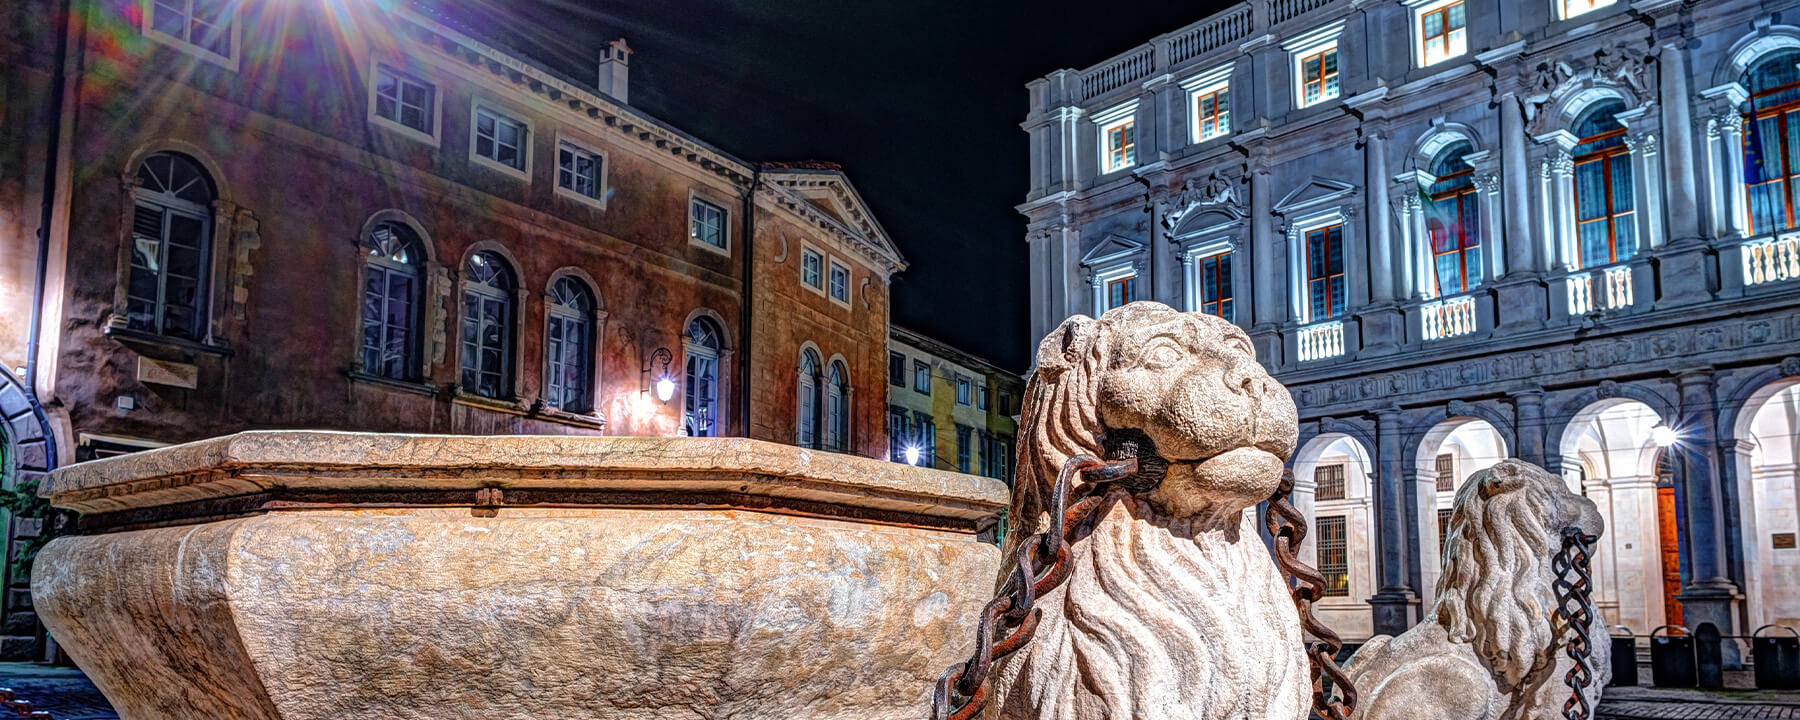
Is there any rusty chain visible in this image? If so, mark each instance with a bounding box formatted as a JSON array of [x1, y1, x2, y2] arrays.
[[929, 452, 1139, 720], [1552, 528, 1598, 720], [1265, 469, 1358, 720]]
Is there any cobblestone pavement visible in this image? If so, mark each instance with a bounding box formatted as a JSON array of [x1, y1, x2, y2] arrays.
[[0, 662, 118, 720], [0, 660, 1798, 719]]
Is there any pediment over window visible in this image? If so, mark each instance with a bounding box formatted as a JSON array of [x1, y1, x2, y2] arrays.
[[1170, 207, 1244, 239], [1080, 233, 1145, 267], [1273, 177, 1358, 215]]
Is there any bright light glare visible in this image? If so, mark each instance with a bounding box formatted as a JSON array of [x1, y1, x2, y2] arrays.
[[655, 377, 676, 403], [903, 446, 921, 465], [1650, 424, 1679, 447]]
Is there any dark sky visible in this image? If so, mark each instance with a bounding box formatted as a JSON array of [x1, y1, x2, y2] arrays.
[[445, 0, 1235, 372]]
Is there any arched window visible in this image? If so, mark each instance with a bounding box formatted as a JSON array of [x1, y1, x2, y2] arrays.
[[825, 360, 850, 452], [1425, 141, 1481, 295], [1745, 49, 1800, 234], [1572, 100, 1636, 268], [459, 251, 516, 399], [545, 276, 596, 412], [796, 348, 821, 448], [128, 152, 215, 340], [683, 317, 723, 437], [360, 222, 425, 380]]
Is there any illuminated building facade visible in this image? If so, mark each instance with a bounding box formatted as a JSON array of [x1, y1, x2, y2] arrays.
[[888, 326, 1024, 485], [1022, 0, 1800, 651], [0, 0, 903, 656]]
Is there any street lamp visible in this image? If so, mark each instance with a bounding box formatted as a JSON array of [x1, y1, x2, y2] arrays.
[[1650, 422, 1679, 447], [642, 347, 675, 403], [903, 446, 921, 466]]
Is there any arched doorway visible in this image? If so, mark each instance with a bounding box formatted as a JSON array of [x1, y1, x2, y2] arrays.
[[1292, 433, 1379, 641], [1414, 417, 1507, 607], [1560, 398, 1674, 635], [1732, 379, 1800, 631]]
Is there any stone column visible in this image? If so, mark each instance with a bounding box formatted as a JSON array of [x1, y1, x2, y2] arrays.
[[1370, 408, 1418, 635], [1710, 112, 1750, 240], [1249, 159, 1283, 365], [1659, 43, 1703, 244], [1493, 94, 1548, 332], [1359, 125, 1403, 354], [1513, 388, 1546, 466], [1675, 369, 1741, 650]]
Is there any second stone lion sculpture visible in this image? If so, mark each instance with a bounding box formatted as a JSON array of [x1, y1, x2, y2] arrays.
[[1346, 458, 1609, 720], [988, 302, 1311, 720]]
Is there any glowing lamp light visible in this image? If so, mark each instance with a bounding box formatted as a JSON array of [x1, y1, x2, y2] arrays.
[[1650, 423, 1679, 448], [655, 376, 676, 403], [903, 446, 922, 466]]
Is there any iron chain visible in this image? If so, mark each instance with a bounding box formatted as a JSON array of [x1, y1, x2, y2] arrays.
[[1553, 528, 1598, 720]]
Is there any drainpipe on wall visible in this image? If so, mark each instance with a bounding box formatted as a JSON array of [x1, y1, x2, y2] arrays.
[[25, 0, 74, 405], [739, 167, 759, 436]]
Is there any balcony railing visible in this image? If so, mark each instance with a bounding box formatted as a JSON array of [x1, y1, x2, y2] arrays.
[[1068, 0, 1344, 104], [1297, 321, 1345, 362], [1421, 295, 1477, 341], [1743, 233, 1800, 287], [1567, 266, 1633, 315]]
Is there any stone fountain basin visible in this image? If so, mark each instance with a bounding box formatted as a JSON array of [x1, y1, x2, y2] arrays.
[[32, 431, 1006, 720]]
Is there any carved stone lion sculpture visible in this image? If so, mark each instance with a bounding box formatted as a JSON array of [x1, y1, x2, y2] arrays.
[[1346, 459, 1608, 720], [989, 302, 1309, 720]]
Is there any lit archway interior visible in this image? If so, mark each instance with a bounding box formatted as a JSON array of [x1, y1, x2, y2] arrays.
[[1414, 417, 1507, 608], [1292, 433, 1379, 642], [1561, 398, 1672, 635], [1735, 380, 1800, 632]]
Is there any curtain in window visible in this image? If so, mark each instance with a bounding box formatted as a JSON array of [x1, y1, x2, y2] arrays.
[[459, 252, 516, 399], [684, 318, 722, 437], [360, 223, 423, 380], [1572, 100, 1635, 268], [545, 277, 595, 411], [1305, 225, 1345, 320], [1744, 49, 1800, 233]]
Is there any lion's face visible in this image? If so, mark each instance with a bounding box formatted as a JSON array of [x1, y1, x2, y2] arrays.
[[1029, 302, 1297, 520]]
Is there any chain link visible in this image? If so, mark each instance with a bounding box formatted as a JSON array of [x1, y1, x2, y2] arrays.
[[1265, 469, 1358, 720], [1553, 528, 1598, 720]]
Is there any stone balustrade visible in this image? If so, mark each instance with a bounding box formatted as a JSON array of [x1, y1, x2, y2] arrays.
[[1421, 295, 1477, 341], [1743, 233, 1800, 287], [1298, 320, 1346, 362]]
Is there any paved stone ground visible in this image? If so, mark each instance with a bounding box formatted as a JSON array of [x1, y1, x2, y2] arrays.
[[0, 661, 1796, 719]]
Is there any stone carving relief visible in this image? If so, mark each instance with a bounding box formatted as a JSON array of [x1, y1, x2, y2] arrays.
[[1521, 60, 1575, 122], [1591, 44, 1650, 95], [1289, 312, 1800, 412], [991, 302, 1309, 719], [1781, 356, 1800, 377], [1160, 171, 1245, 238], [1348, 459, 1609, 719]]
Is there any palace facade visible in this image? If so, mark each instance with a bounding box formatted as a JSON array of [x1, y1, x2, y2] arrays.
[[1021, 0, 1800, 652], [0, 0, 905, 657]]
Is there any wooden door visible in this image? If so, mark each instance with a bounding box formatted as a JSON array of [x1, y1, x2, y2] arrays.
[[1657, 485, 1683, 626]]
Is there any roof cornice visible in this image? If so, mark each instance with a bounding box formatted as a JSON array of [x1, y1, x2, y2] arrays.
[[760, 170, 907, 276]]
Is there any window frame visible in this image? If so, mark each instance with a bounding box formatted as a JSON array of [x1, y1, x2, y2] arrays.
[[797, 348, 822, 449], [827, 258, 852, 307], [1194, 249, 1235, 321], [1316, 514, 1351, 597], [1558, 0, 1618, 21], [683, 317, 725, 437], [1314, 463, 1347, 501], [1745, 53, 1800, 235], [825, 360, 850, 453], [888, 352, 906, 387], [126, 153, 216, 343], [358, 222, 426, 382], [955, 374, 972, 406], [1302, 223, 1348, 322], [1426, 146, 1483, 296], [369, 64, 441, 145], [1571, 106, 1636, 269], [470, 103, 532, 180], [688, 194, 731, 255], [800, 245, 826, 294], [1435, 453, 1457, 493], [1193, 84, 1231, 143], [913, 360, 931, 394], [1414, 0, 1468, 68], [1296, 45, 1341, 108], [458, 251, 518, 401], [142, 0, 240, 69], [956, 424, 973, 473], [1100, 116, 1137, 174], [543, 275, 599, 414], [554, 137, 608, 209]]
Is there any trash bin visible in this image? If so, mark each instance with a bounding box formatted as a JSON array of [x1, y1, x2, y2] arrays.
[[1650, 625, 1695, 688], [1609, 626, 1638, 687], [1754, 625, 1800, 690], [1695, 622, 1724, 689]]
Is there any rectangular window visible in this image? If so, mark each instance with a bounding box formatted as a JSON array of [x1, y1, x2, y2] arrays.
[[375, 66, 435, 135], [1435, 453, 1457, 493], [913, 360, 931, 394], [1305, 224, 1347, 321], [998, 390, 1012, 415], [1194, 86, 1231, 142], [801, 248, 824, 290], [690, 198, 728, 249], [889, 406, 910, 462], [1439, 508, 1456, 554], [976, 381, 988, 411], [1560, 0, 1617, 20], [989, 435, 1013, 483], [888, 352, 905, 387], [1317, 515, 1350, 597], [956, 375, 972, 406], [956, 424, 973, 473], [914, 412, 937, 467], [1102, 118, 1137, 173], [150, 0, 232, 58], [1314, 463, 1346, 501], [1418, 0, 1467, 66], [1106, 275, 1138, 311], [1197, 251, 1234, 321], [557, 142, 603, 200], [829, 260, 850, 303], [474, 107, 528, 172], [1299, 47, 1340, 107]]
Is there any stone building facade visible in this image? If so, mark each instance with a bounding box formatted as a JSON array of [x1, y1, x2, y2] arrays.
[[1022, 0, 1800, 648], [888, 326, 1024, 485], [0, 0, 903, 656]]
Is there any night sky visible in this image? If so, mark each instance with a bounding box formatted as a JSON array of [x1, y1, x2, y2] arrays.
[[443, 0, 1237, 372]]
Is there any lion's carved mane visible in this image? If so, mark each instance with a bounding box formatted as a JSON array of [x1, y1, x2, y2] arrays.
[[1346, 459, 1607, 720], [988, 304, 1308, 720]]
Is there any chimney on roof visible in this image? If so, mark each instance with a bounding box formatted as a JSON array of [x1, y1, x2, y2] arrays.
[[598, 38, 632, 104]]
